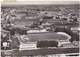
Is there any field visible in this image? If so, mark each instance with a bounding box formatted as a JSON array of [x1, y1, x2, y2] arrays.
[[27, 32, 67, 42]]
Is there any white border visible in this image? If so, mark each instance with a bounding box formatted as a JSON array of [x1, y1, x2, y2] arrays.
[[0, 0, 80, 1]]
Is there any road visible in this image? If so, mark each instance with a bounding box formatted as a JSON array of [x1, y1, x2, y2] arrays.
[[1, 47, 79, 57]]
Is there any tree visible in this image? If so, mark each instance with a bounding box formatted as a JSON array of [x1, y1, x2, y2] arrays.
[[48, 41, 58, 47], [37, 40, 58, 49]]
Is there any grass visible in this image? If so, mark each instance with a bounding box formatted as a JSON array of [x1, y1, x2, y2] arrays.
[[27, 33, 68, 42]]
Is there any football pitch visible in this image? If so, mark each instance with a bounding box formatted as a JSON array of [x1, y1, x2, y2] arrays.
[[27, 32, 68, 42]]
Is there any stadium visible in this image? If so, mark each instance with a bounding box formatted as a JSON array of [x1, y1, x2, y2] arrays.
[[1, 2, 79, 57]]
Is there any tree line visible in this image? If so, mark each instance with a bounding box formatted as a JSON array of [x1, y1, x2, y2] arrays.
[[37, 40, 58, 49]]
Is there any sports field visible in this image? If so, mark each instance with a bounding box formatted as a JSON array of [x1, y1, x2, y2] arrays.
[[27, 32, 68, 42]]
